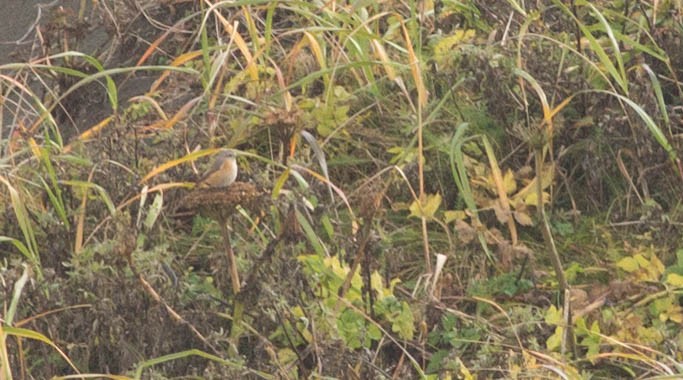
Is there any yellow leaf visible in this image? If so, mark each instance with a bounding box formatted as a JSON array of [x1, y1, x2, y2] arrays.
[[433, 29, 476, 57], [444, 210, 466, 223], [634, 254, 649, 268], [666, 273, 683, 287], [408, 200, 421, 218], [433, 29, 476, 66], [409, 193, 442, 219], [511, 163, 555, 204], [423, 193, 442, 217], [669, 308, 683, 324], [502, 169, 517, 194], [617, 257, 640, 272], [649, 254, 665, 278], [371, 272, 393, 298], [457, 357, 474, 380], [391, 201, 410, 211], [523, 191, 550, 206], [291, 305, 305, 318]]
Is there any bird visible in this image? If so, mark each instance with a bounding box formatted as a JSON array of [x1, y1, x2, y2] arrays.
[[195, 149, 238, 188]]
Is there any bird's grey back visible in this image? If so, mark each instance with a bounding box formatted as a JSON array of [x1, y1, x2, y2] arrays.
[[208, 150, 234, 172]]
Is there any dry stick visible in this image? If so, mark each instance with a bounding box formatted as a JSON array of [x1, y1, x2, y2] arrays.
[[570, 0, 589, 115], [391, 348, 407, 380], [219, 217, 241, 294], [136, 271, 219, 355], [237, 234, 283, 299], [334, 213, 374, 314], [334, 182, 388, 312], [417, 123, 431, 272], [219, 216, 243, 342], [272, 302, 305, 378], [535, 146, 575, 356]]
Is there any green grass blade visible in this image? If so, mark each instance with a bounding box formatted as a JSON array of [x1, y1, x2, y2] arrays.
[[553, 0, 627, 93], [5, 264, 30, 325], [0, 237, 33, 264], [61, 180, 116, 216], [596, 90, 677, 161], [133, 349, 272, 379], [0, 178, 41, 277], [584, 1, 627, 92], [449, 124, 493, 261], [3, 325, 81, 374], [641, 63, 671, 132], [295, 206, 327, 257]]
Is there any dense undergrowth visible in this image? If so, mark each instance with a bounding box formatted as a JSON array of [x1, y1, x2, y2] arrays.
[[1, 0, 683, 378]]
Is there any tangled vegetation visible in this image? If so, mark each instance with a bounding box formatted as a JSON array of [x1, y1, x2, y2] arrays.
[[2, 0, 683, 378]]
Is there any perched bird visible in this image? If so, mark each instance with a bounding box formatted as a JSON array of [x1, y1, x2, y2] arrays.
[[195, 149, 238, 188]]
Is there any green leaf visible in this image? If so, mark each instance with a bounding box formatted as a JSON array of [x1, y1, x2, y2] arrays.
[[545, 305, 562, 325], [579, 320, 602, 357], [337, 309, 366, 349], [368, 323, 382, 341], [546, 326, 563, 351], [426, 350, 449, 374], [321, 214, 334, 240], [392, 302, 415, 340]]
